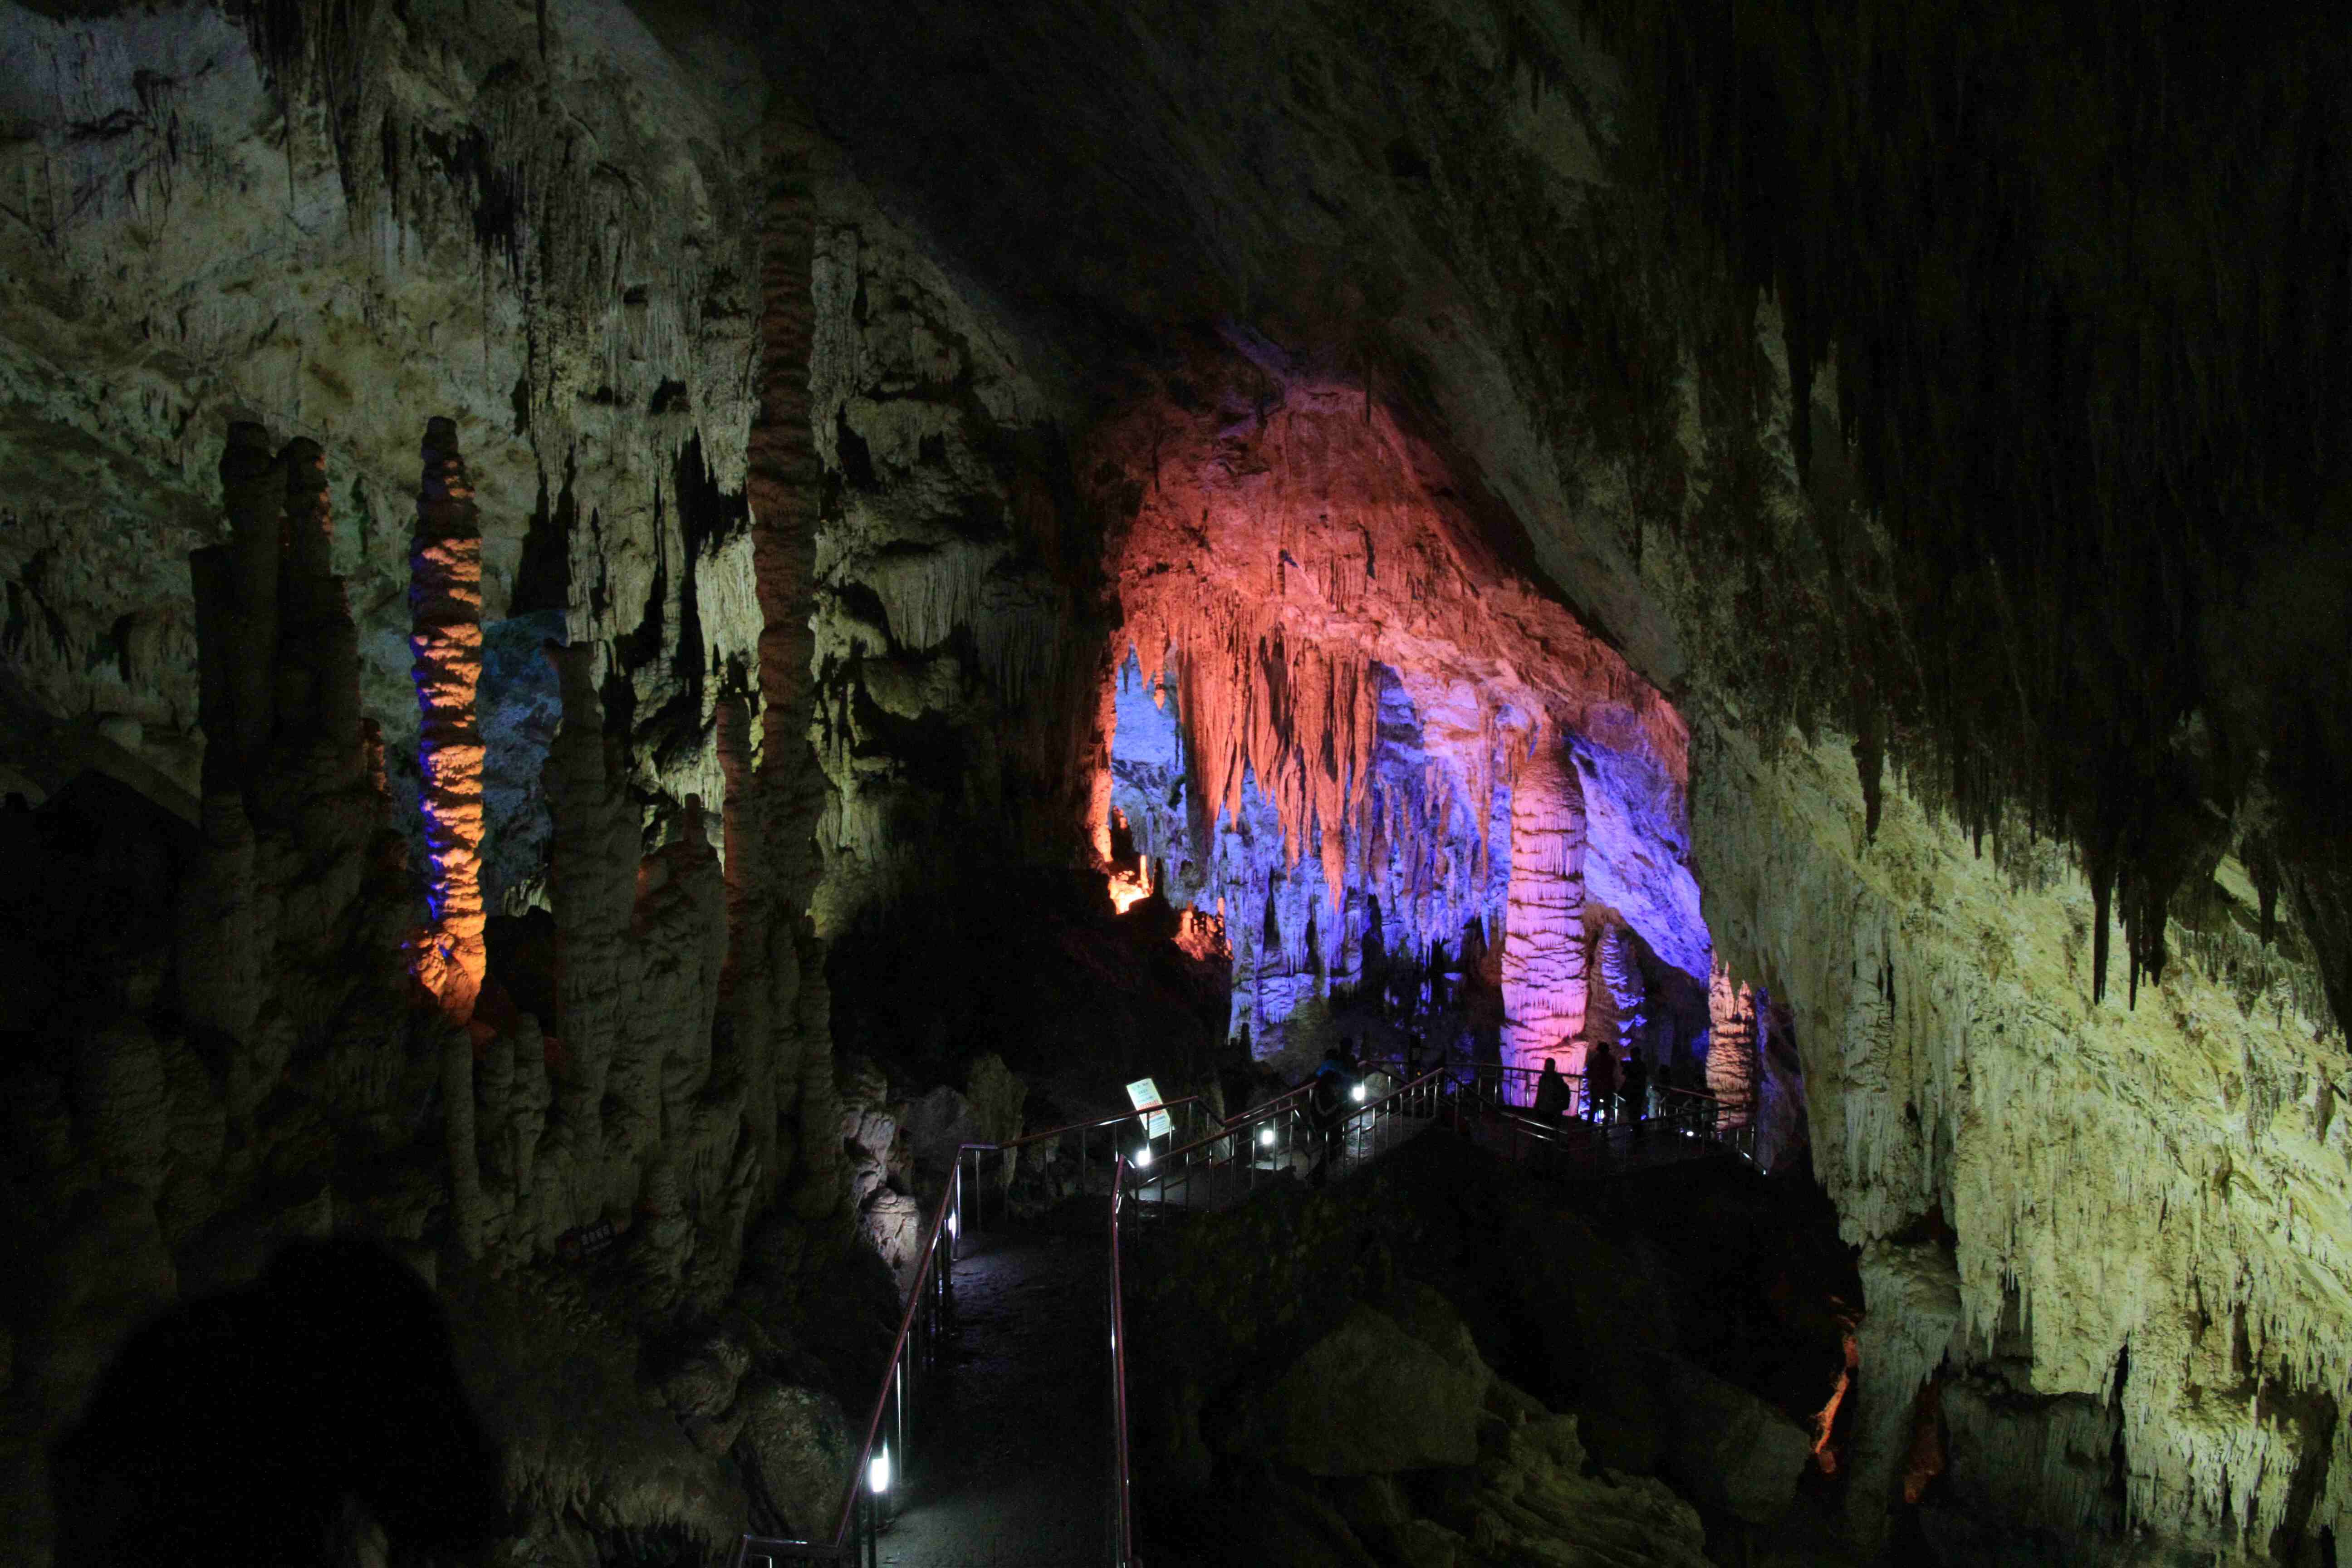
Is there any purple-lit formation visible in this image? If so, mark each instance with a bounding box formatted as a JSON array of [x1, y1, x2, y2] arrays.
[[1108, 649, 1718, 1083]]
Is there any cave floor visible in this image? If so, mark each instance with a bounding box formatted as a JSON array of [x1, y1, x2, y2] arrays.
[[876, 1223, 1110, 1568]]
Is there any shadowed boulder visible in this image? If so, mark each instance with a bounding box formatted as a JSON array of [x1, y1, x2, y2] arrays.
[[50, 1236, 505, 1568]]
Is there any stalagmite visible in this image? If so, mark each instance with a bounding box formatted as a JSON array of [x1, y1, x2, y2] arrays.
[[542, 642, 639, 1227], [1706, 959, 1760, 1126], [409, 417, 488, 1022], [216, 421, 282, 779], [1501, 737, 1588, 1078]]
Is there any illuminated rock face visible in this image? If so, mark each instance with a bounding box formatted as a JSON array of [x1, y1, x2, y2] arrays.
[[1501, 739, 1590, 1078], [1695, 725, 2352, 1556], [1095, 349, 1710, 1057], [1705, 959, 1760, 1125], [409, 418, 488, 1022], [1590, 927, 1646, 1059], [1109, 654, 1519, 1052]]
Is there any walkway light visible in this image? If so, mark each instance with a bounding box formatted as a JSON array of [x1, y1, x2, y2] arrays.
[[868, 1445, 892, 1495], [1134, 1147, 1152, 1169], [1258, 1125, 1275, 1148], [1351, 1083, 1366, 1103]]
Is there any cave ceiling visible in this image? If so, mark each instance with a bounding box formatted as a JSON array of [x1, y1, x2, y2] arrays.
[[750, 0, 2352, 1034]]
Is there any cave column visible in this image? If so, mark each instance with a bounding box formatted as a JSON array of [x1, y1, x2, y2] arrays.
[[409, 417, 488, 1023], [1500, 738, 1588, 1090], [740, 117, 844, 1228]]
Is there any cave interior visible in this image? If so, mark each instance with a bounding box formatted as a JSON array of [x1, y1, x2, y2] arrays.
[[0, 1, 2347, 1566]]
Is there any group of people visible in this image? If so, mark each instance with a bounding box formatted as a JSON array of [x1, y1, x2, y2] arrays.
[[1533, 1048, 1672, 1131]]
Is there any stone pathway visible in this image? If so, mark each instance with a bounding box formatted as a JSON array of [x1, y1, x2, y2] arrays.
[[874, 1226, 1107, 1568]]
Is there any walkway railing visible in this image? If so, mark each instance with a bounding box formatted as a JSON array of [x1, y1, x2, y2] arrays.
[[746, 1059, 1682, 1568], [1101, 1066, 1446, 1567], [954, 1096, 1219, 1233], [1451, 1070, 1757, 1171], [736, 1157, 965, 1566], [1107, 1159, 1138, 1568], [1123, 1067, 1447, 1210], [735, 1095, 1205, 1568]]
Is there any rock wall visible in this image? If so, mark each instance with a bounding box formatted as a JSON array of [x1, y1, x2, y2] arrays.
[[1694, 720, 2352, 1558], [803, 182, 1106, 941], [0, 0, 764, 859]]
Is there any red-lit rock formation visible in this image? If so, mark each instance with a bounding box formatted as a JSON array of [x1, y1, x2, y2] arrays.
[[1501, 737, 1589, 1078], [1099, 350, 1686, 921], [409, 418, 488, 1023]]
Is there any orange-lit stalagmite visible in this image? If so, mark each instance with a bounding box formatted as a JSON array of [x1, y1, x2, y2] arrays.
[[1499, 735, 1588, 1085], [409, 417, 488, 1022]]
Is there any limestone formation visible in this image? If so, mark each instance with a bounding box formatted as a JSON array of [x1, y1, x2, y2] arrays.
[[1232, 1302, 1489, 1475], [1589, 925, 1647, 1060], [1705, 958, 1760, 1126], [1501, 738, 1590, 1081], [408, 418, 489, 1022], [5, 2, 2350, 1564]]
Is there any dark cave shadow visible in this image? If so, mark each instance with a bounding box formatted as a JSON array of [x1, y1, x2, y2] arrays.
[[50, 1236, 506, 1568]]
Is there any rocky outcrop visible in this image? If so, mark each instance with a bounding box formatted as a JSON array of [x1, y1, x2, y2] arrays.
[[737, 1378, 856, 1539], [1232, 1302, 1490, 1475], [1651, 1352, 1815, 1527]]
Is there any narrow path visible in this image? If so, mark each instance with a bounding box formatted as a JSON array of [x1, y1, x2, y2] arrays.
[[877, 1225, 1107, 1568]]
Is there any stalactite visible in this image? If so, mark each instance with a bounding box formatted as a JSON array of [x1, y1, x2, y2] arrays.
[[409, 417, 488, 1023], [1594, 0, 2352, 1033], [1108, 354, 1687, 935], [1500, 736, 1588, 1075]]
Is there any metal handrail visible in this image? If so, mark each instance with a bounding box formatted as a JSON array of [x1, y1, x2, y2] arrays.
[[956, 1096, 1216, 1235], [1129, 1067, 1449, 1211], [1102, 1068, 1444, 1565], [735, 1156, 964, 1567], [1458, 1073, 1756, 1167], [1107, 1158, 1138, 1568], [738, 1093, 1216, 1567]]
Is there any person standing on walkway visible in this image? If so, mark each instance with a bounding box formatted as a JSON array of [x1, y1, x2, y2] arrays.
[[1306, 1051, 1347, 1186], [1585, 1042, 1618, 1127], [1533, 1058, 1573, 1121], [1620, 1049, 1650, 1135]]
